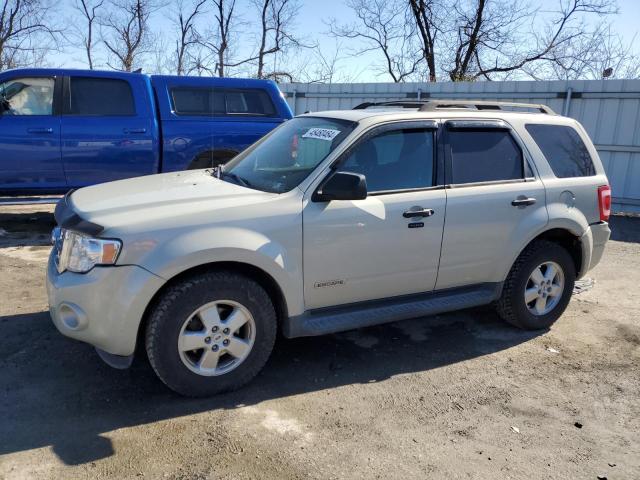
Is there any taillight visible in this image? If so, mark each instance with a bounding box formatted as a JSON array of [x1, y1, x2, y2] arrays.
[[598, 185, 611, 221]]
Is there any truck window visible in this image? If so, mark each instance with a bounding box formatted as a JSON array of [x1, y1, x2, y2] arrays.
[[525, 124, 596, 178], [448, 130, 523, 184], [67, 77, 135, 116], [171, 87, 276, 116], [0, 77, 54, 115]]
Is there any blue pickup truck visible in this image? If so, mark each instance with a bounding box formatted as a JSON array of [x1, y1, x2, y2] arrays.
[[0, 68, 293, 195]]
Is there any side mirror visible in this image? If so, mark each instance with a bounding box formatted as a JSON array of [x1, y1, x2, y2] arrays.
[[312, 171, 367, 202]]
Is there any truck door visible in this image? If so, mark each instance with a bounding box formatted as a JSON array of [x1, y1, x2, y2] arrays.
[[60, 74, 158, 188], [0, 75, 65, 193]]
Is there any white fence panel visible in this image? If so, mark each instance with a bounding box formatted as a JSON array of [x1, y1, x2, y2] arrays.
[[280, 80, 640, 213]]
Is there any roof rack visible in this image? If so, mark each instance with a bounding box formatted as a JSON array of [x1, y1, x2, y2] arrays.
[[352, 99, 555, 115]]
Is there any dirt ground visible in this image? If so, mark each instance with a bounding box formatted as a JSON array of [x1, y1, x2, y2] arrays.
[[0, 205, 638, 480]]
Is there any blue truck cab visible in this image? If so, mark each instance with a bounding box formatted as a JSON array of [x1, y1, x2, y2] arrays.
[[0, 68, 293, 195]]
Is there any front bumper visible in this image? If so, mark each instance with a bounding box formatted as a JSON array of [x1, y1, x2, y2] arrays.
[[46, 250, 165, 358]]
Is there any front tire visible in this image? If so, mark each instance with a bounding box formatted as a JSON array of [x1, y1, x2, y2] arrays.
[[496, 240, 576, 330], [145, 271, 277, 397]]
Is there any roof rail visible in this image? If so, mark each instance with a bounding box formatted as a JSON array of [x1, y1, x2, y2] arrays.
[[352, 99, 555, 115]]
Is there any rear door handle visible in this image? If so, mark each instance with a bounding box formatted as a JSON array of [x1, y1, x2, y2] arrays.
[[511, 196, 537, 207], [27, 128, 53, 134], [123, 128, 147, 134], [403, 207, 435, 218]]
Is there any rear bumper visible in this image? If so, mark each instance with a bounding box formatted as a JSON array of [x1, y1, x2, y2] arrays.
[[580, 221, 611, 277], [46, 250, 165, 358]]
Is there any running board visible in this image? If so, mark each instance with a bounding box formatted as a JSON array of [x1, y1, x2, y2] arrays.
[[283, 283, 503, 338], [0, 196, 62, 206]]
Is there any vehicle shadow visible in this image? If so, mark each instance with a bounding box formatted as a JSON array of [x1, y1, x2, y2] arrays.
[[0, 308, 541, 465], [0, 210, 55, 248]]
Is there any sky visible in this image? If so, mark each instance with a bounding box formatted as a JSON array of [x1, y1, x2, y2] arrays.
[[50, 0, 640, 82]]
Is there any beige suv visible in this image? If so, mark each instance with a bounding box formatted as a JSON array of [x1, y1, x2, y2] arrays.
[[47, 100, 611, 396]]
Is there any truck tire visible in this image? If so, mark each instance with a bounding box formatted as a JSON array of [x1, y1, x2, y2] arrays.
[[496, 240, 575, 330], [145, 271, 277, 397]]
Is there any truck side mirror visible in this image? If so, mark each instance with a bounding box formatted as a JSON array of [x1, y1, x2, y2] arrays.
[[312, 171, 368, 202]]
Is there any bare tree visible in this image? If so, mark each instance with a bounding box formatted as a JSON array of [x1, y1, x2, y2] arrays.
[[329, 0, 423, 82], [444, 0, 617, 81], [408, 0, 440, 82], [534, 22, 640, 80], [198, 0, 240, 77], [171, 0, 206, 75], [251, 0, 303, 78], [74, 0, 104, 69], [0, 0, 58, 71], [102, 0, 158, 71]]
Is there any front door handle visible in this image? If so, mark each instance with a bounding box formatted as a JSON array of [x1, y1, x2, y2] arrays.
[[27, 127, 53, 134], [403, 207, 435, 218], [123, 128, 147, 134], [511, 196, 537, 207]]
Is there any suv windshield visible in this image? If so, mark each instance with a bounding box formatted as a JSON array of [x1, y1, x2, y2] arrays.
[[222, 117, 356, 193]]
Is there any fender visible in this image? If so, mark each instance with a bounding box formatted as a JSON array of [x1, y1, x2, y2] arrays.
[[136, 226, 304, 317]]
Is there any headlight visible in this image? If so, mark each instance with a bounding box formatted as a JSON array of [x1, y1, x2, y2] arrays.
[[56, 229, 122, 273]]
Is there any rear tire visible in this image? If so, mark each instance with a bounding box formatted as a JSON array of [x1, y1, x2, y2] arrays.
[[496, 240, 575, 330], [145, 271, 277, 397]]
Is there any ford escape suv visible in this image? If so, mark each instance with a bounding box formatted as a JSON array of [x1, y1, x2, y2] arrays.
[[47, 100, 611, 396]]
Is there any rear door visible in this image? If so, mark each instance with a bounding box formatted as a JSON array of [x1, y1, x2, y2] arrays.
[[436, 120, 548, 290], [60, 73, 158, 187], [0, 75, 65, 193]]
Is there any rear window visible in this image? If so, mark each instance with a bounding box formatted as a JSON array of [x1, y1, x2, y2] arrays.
[[525, 124, 596, 178], [449, 129, 524, 184], [171, 87, 276, 116], [68, 77, 135, 116]]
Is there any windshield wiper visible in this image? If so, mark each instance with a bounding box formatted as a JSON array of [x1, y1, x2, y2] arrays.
[[222, 170, 252, 188]]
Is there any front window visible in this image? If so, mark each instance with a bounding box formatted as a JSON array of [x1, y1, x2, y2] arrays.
[[0, 77, 54, 116], [222, 117, 356, 193]]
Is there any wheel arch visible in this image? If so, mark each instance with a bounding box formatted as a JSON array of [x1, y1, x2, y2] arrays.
[[135, 261, 289, 356], [510, 228, 585, 282]]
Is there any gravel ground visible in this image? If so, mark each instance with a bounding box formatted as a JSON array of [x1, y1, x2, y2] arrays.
[[0, 205, 638, 480]]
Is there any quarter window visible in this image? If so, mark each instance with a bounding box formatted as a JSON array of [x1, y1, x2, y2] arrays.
[[342, 128, 435, 192], [171, 87, 276, 116], [525, 124, 596, 178], [0, 77, 54, 116], [68, 77, 135, 116], [448, 129, 523, 184]]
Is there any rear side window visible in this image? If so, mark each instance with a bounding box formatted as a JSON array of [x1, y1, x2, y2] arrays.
[[525, 124, 596, 177], [171, 87, 276, 116], [448, 129, 523, 184]]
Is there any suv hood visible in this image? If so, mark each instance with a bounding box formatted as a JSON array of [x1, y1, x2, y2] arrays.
[[67, 170, 279, 233]]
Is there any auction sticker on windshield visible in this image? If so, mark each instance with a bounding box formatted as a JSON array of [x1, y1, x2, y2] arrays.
[[302, 128, 341, 141]]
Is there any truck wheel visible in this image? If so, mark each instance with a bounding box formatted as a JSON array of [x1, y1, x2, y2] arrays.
[[145, 271, 277, 397], [496, 240, 575, 330]]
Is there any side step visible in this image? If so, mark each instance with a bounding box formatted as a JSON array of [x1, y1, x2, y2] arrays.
[[283, 283, 503, 338], [0, 196, 62, 206]]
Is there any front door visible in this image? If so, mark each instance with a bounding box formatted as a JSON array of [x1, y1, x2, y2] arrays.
[[0, 75, 65, 193], [303, 121, 446, 310]]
